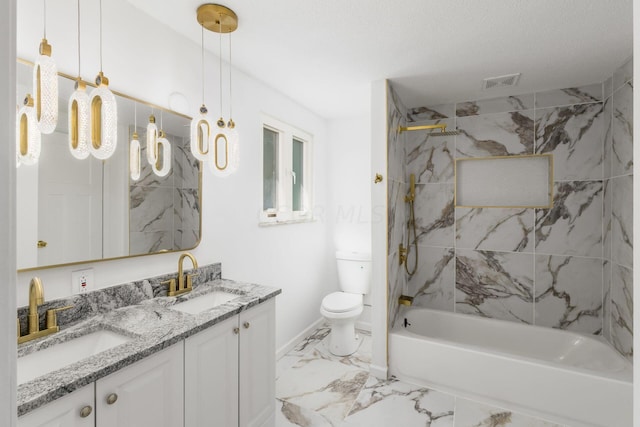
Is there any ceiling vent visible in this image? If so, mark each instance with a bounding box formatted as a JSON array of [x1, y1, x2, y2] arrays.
[[482, 73, 521, 90]]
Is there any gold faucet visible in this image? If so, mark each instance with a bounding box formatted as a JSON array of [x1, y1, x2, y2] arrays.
[[162, 253, 199, 297], [18, 277, 73, 344]]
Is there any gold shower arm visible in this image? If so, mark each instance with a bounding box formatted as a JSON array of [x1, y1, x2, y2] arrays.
[[399, 123, 448, 133]]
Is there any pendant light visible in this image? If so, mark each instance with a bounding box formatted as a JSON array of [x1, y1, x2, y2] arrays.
[[190, 24, 213, 161], [146, 112, 158, 165], [68, 0, 90, 160], [130, 103, 141, 181], [89, 0, 117, 160], [196, 4, 239, 177], [34, 0, 58, 134], [152, 112, 172, 177], [16, 94, 42, 166]]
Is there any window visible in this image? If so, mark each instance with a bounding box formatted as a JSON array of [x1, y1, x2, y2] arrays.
[[261, 115, 313, 224]]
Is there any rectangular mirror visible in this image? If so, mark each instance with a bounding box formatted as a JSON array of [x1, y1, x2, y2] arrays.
[[16, 60, 201, 271], [455, 154, 553, 208]]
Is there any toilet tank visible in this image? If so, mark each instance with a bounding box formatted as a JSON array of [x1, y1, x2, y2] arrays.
[[336, 251, 372, 294]]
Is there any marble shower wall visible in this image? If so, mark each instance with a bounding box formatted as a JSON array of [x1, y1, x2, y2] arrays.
[[402, 58, 633, 362], [387, 83, 408, 329], [129, 127, 201, 255], [603, 57, 634, 362]]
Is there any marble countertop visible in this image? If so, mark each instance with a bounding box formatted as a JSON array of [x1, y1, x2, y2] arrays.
[[17, 278, 281, 416]]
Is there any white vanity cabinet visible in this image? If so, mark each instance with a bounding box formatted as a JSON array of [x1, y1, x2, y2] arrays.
[[18, 345, 183, 427], [18, 384, 95, 427], [96, 343, 184, 427], [185, 298, 275, 427]]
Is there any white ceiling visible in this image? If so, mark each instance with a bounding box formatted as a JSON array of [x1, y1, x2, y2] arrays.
[[127, 0, 633, 119]]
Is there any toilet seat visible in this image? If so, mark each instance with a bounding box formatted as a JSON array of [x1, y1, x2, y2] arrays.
[[321, 292, 362, 313]]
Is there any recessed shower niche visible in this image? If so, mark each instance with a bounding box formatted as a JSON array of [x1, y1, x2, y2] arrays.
[[455, 154, 553, 208]]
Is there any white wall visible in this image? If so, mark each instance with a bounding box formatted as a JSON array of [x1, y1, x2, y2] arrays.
[[15, 0, 333, 352], [327, 115, 373, 328], [1, 0, 17, 425]]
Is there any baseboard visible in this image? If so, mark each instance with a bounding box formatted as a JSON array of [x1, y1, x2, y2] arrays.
[[356, 320, 371, 332], [369, 364, 388, 380], [276, 317, 326, 360]]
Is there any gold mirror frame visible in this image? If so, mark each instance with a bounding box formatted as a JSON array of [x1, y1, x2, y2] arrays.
[[16, 58, 203, 272]]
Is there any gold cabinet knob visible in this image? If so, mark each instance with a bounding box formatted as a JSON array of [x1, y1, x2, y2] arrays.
[[374, 173, 383, 184], [37, 240, 48, 248], [79, 405, 93, 418], [106, 393, 118, 405], [243, 322, 250, 329], [233, 327, 240, 335]]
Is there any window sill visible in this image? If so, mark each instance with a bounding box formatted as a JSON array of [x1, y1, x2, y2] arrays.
[[258, 217, 315, 227]]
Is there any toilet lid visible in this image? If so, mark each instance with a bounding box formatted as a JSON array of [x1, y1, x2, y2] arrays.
[[322, 292, 362, 313]]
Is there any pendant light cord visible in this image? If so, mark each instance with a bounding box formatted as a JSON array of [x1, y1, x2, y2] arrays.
[[201, 25, 205, 105], [77, 0, 81, 77], [228, 33, 233, 120], [99, 0, 103, 72], [43, 0, 47, 38], [218, 19, 223, 119]]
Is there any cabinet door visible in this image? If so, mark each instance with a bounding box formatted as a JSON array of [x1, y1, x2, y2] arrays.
[[239, 299, 275, 427], [96, 343, 183, 427], [18, 384, 94, 427], [184, 315, 239, 427]]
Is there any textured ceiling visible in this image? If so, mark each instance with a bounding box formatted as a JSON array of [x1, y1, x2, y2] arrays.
[[127, 0, 633, 119]]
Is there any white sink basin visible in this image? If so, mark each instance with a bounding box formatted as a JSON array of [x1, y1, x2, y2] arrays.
[[18, 329, 132, 385], [170, 291, 241, 314]]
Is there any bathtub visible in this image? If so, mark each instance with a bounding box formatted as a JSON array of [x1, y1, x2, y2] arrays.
[[389, 307, 632, 427]]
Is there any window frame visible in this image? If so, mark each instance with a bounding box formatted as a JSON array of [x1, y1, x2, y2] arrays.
[[260, 115, 313, 225]]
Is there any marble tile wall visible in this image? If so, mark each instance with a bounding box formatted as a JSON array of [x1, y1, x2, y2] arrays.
[[387, 83, 408, 329], [129, 127, 201, 255], [398, 57, 633, 362], [603, 57, 634, 362]]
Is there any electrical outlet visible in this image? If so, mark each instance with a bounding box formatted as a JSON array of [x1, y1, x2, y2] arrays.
[[71, 268, 94, 294]]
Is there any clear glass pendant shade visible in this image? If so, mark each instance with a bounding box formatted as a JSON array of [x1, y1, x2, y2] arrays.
[[152, 132, 172, 177], [33, 39, 59, 134], [89, 72, 118, 160], [16, 95, 42, 166], [146, 115, 159, 165], [209, 123, 239, 177], [190, 105, 213, 161], [68, 81, 90, 160]]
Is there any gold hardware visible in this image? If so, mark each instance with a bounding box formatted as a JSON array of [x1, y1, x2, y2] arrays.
[[398, 123, 459, 135], [45, 305, 73, 330], [18, 279, 73, 344], [79, 406, 93, 418], [20, 94, 35, 156], [91, 93, 103, 150], [37, 240, 47, 248], [165, 253, 199, 297], [106, 393, 118, 405], [38, 38, 52, 57], [398, 295, 414, 306], [161, 279, 177, 296], [195, 116, 211, 156], [374, 173, 383, 184], [233, 327, 240, 335], [36, 66, 42, 121], [404, 174, 415, 202], [214, 133, 229, 171], [398, 244, 407, 266], [197, 4, 239, 34], [243, 322, 250, 329]]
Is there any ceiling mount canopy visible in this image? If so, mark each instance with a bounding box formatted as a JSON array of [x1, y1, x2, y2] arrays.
[[196, 4, 238, 34]]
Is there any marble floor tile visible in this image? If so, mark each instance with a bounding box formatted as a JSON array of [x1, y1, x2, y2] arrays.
[[276, 357, 369, 421], [276, 399, 335, 427], [312, 333, 372, 372], [340, 376, 454, 427], [453, 398, 565, 427]]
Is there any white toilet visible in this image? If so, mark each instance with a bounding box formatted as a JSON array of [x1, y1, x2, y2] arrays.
[[320, 251, 372, 356]]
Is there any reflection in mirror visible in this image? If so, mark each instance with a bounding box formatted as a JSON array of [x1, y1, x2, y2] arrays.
[[16, 60, 201, 271]]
